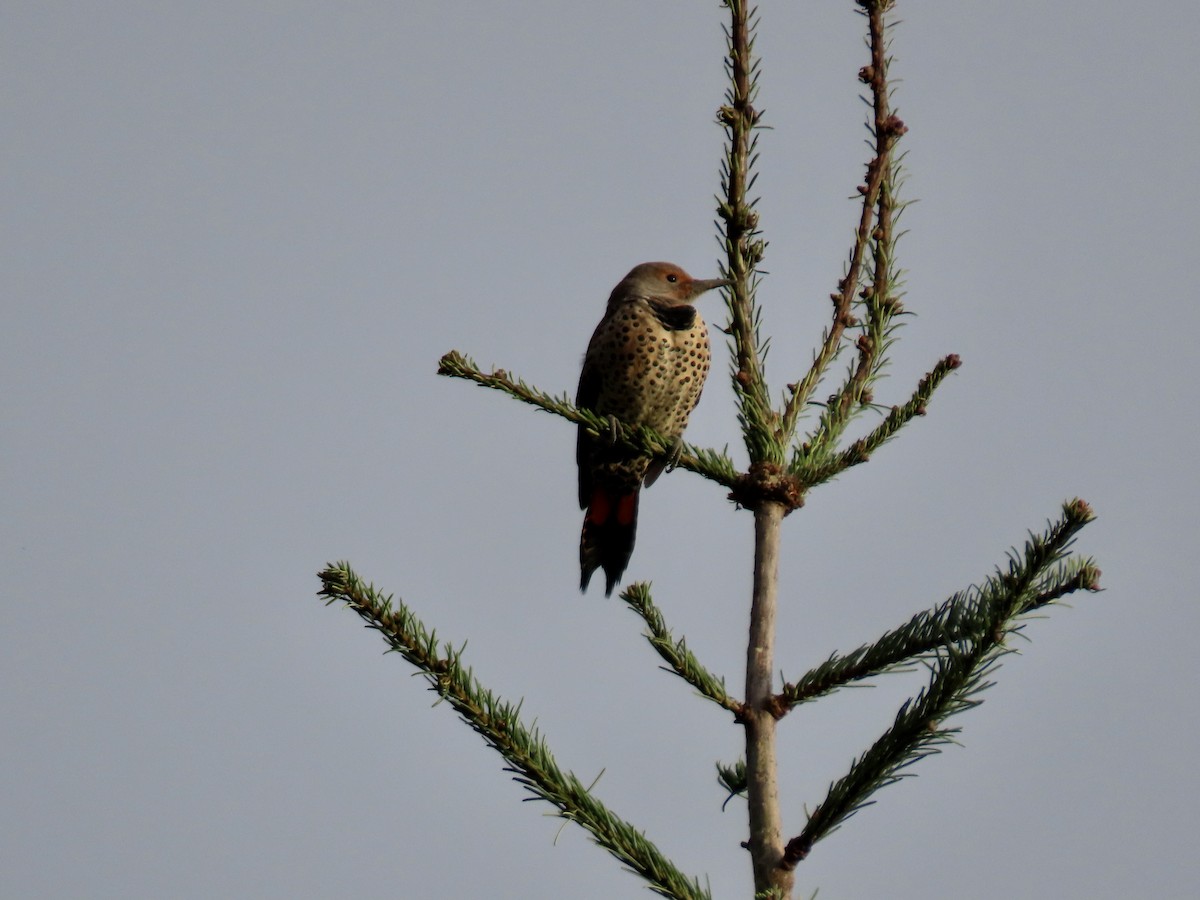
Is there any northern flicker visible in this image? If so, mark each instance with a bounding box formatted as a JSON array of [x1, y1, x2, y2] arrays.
[[576, 262, 727, 595]]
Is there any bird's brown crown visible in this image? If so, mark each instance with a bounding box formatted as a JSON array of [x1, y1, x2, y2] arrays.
[[607, 262, 728, 311]]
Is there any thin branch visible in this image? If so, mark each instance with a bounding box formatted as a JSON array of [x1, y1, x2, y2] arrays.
[[792, 352, 961, 483], [317, 562, 712, 900], [782, 639, 991, 868], [778, 498, 1099, 865], [717, 0, 779, 467], [437, 350, 739, 489], [828, 1, 905, 430], [779, 124, 891, 440], [793, 0, 918, 470], [621, 583, 742, 716], [777, 500, 1100, 711]]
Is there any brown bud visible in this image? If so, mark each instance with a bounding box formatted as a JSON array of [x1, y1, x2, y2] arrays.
[[1066, 497, 1095, 521]]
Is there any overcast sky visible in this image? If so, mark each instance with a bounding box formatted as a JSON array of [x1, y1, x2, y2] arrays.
[[4, 2, 1198, 898]]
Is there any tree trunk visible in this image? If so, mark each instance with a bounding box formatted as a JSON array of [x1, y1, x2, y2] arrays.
[[745, 500, 792, 898]]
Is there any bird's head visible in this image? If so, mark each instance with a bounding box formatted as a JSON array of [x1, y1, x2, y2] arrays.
[[609, 262, 729, 308]]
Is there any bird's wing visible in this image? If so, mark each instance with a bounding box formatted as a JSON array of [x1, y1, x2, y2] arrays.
[[575, 326, 606, 509]]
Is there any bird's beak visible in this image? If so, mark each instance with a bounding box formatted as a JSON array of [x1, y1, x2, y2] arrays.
[[689, 277, 731, 297]]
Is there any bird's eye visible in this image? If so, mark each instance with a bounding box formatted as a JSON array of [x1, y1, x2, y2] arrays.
[[666, 273, 678, 283]]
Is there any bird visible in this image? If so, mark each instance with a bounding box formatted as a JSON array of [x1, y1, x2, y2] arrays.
[[576, 262, 728, 595]]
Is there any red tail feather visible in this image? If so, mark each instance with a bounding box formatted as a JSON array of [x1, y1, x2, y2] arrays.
[[580, 486, 640, 596]]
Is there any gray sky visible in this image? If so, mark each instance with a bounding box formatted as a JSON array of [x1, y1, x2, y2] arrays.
[[4, 2, 1197, 897]]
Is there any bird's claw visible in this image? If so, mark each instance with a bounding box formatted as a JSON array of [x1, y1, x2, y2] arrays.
[[606, 415, 620, 445], [664, 437, 684, 472]]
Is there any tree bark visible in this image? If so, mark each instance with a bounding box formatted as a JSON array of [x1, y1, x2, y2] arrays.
[[745, 500, 792, 898]]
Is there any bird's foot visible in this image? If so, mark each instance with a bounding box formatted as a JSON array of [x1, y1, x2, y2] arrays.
[[664, 437, 684, 472], [606, 414, 620, 445]]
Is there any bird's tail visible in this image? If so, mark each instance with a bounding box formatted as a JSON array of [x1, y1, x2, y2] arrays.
[[579, 485, 640, 596]]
